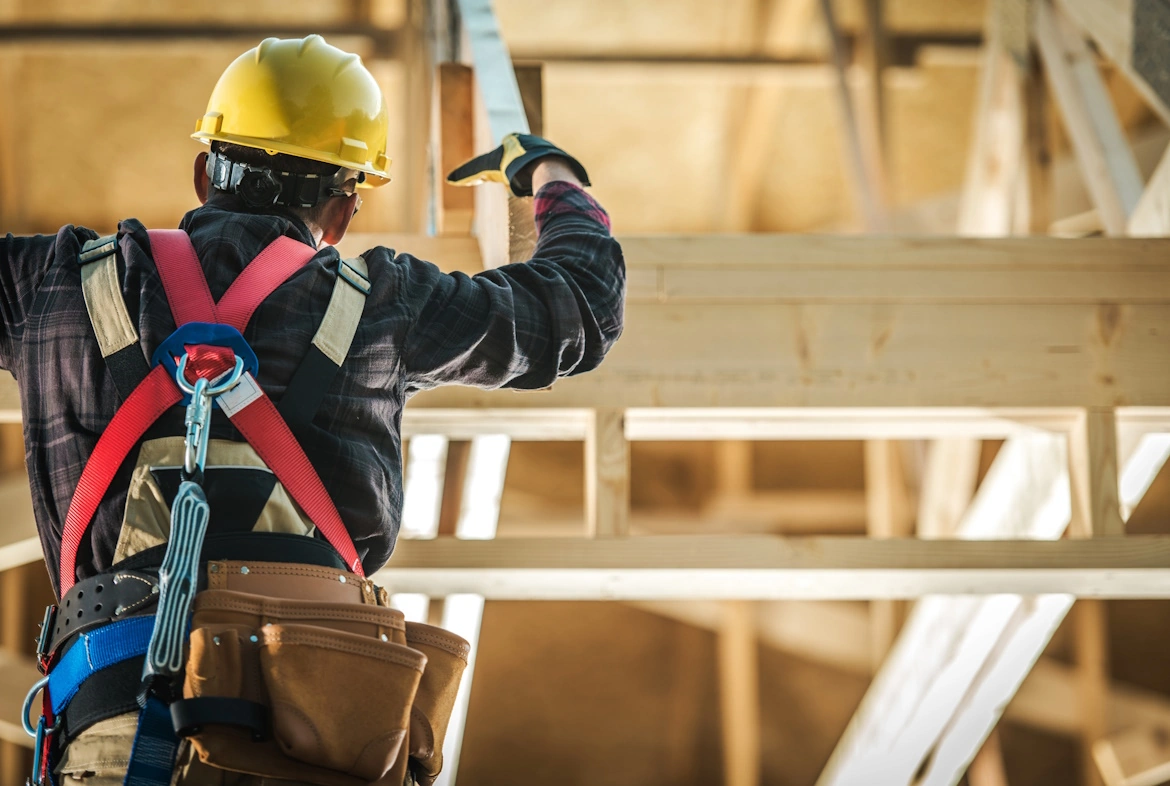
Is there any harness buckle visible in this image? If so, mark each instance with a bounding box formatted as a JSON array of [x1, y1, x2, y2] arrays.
[[173, 354, 245, 482], [35, 605, 56, 673]]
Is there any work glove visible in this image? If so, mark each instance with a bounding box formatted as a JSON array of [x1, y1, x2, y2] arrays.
[[446, 133, 590, 197]]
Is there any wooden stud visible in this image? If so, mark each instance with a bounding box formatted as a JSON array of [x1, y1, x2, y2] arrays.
[[1023, 52, 1054, 234], [819, 0, 888, 231], [958, 29, 1024, 236], [713, 441, 754, 497], [585, 408, 630, 537], [859, 0, 890, 162], [718, 601, 760, 786], [1034, 0, 1143, 235], [435, 62, 476, 236], [1068, 408, 1124, 538], [436, 440, 470, 537], [864, 440, 911, 667], [1077, 599, 1111, 786], [513, 61, 543, 137]]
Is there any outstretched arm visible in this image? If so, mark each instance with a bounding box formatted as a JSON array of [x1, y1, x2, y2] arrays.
[[394, 137, 624, 393], [0, 230, 76, 371]]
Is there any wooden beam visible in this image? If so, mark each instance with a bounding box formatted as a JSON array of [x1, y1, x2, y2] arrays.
[[817, 434, 1070, 786], [718, 601, 761, 786], [1055, 0, 1170, 128], [917, 593, 1075, 786], [7, 236, 1170, 417], [958, 37, 1024, 236], [1035, 0, 1143, 235], [584, 408, 630, 537], [1068, 408, 1125, 538], [372, 534, 1170, 599]]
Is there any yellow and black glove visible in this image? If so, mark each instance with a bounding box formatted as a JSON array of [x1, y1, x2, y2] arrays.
[[446, 133, 590, 197]]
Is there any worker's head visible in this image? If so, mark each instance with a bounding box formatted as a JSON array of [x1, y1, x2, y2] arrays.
[[191, 35, 391, 246]]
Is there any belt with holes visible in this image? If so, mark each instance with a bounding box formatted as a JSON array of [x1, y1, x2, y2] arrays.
[[41, 570, 159, 666]]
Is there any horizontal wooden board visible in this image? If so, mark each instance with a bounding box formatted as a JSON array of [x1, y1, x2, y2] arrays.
[[372, 535, 1170, 599], [2, 233, 1169, 412], [408, 300, 1170, 408]]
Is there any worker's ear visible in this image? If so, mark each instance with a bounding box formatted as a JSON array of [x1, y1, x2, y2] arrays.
[[193, 152, 210, 205], [320, 193, 360, 247]]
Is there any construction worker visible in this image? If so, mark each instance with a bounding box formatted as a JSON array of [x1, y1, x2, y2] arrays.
[[2, 35, 624, 786]]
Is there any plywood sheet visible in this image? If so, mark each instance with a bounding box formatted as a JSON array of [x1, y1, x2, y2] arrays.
[[0, 0, 361, 25], [497, 0, 986, 59], [0, 39, 410, 235]]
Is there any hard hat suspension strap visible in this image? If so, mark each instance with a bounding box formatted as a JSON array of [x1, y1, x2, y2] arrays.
[[207, 151, 362, 210]]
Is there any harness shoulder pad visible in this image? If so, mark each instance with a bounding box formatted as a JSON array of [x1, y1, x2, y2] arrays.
[[277, 256, 369, 432], [78, 234, 139, 358], [78, 233, 151, 401], [311, 256, 369, 366]]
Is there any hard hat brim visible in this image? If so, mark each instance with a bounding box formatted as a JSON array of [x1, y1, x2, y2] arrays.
[[192, 131, 391, 187]]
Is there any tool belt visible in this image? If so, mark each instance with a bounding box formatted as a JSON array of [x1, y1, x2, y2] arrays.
[[42, 556, 468, 786], [180, 562, 469, 786]]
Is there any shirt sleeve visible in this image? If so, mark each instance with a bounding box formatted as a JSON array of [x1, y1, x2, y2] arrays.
[[0, 229, 84, 372], [397, 182, 625, 393]]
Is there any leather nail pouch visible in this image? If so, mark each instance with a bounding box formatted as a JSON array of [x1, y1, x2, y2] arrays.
[[260, 624, 426, 782], [404, 622, 470, 784], [182, 591, 420, 786]]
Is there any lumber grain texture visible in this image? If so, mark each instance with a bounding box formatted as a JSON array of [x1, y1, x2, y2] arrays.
[[373, 535, 1170, 599]]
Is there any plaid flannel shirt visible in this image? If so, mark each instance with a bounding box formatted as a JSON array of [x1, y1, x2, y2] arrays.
[[0, 182, 624, 596]]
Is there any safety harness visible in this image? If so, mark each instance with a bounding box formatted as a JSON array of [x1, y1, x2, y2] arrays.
[[25, 229, 373, 786]]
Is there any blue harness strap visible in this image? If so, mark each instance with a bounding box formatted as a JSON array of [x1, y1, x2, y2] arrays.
[[123, 697, 181, 786], [48, 615, 155, 715]]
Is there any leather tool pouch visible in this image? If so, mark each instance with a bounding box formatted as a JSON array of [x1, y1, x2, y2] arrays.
[[403, 622, 470, 785], [182, 590, 424, 786]]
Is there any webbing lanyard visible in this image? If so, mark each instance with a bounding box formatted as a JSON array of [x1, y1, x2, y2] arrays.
[[139, 354, 244, 703]]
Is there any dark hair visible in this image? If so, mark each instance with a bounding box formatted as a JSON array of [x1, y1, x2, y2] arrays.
[[209, 142, 343, 227]]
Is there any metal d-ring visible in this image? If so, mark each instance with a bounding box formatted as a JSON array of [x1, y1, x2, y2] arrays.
[[174, 354, 246, 396], [21, 676, 53, 737]]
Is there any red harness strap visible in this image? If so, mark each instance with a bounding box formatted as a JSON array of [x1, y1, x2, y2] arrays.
[[59, 230, 363, 593]]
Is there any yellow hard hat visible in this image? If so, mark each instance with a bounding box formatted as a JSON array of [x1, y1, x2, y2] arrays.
[[193, 35, 391, 186]]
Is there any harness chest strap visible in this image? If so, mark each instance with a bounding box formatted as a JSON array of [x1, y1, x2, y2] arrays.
[[62, 230, 368, 593]]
